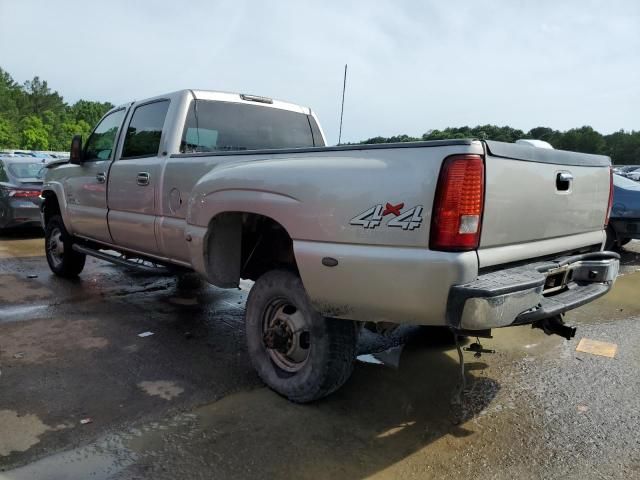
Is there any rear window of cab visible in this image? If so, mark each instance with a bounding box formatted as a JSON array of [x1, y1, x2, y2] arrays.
[[180, 100, 324, 153]]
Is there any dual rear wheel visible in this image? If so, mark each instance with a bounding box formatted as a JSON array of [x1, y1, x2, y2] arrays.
[[245, 270, 358, 403]]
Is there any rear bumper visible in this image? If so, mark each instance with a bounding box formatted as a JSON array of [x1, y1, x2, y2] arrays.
[[447, 251, 620, 330], [0, 201, 42, 229]]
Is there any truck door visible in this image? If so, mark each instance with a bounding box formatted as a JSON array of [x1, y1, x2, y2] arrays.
[[107, 99, 170, 255], [64, 108, 126, 243]]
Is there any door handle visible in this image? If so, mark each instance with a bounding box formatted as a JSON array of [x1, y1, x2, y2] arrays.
[[136, 172, 150, 186], [96, 172, 106, 183], [556, 171, 573, 191]]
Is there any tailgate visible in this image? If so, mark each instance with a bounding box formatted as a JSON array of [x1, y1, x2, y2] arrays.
[[478, 141, 611, 267]]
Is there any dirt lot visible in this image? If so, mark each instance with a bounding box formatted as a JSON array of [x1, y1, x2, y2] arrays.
[[0, 229, 639, 479]]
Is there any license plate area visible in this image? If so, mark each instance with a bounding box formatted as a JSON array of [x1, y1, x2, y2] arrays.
[[543, 266, 570, 295]]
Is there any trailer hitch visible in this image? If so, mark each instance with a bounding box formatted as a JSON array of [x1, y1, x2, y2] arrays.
[[532, 314, 576, 340]]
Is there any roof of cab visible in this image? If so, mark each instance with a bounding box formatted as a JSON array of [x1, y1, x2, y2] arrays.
[[192, 89, 311, 115], [112, 89, 311, 115]]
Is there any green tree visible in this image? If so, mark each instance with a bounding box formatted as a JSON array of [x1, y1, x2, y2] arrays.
[[0, 67, 116, 151], [555, 126, 606, 154], [20, 115, 50, 150], [21, 76, 65, 117], [362, 124, 639, 164], [0, 115, 18, 148], [69, 100, 113, 127], [56, 119, 92, 150], [604, 130, 640, 165]]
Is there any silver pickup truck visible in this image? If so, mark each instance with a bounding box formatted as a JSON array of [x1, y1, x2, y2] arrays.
[[41, 89, 619, 402]]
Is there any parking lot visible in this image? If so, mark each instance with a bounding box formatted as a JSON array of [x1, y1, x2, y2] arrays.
[[0, 229, 639, 480]]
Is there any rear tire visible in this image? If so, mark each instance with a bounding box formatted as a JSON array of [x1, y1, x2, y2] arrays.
[[45, 214, 86, 277], [245, 270, 358, 403]]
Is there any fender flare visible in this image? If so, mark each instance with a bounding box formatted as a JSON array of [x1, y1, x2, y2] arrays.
[[40, 183, 73, 233]]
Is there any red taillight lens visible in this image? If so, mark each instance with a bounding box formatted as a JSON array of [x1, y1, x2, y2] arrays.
[[604, 167, 613, 227], [430, 154, 485, 251], [8, 189, 40, 198]]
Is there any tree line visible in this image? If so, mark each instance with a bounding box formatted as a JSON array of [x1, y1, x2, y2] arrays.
[[0, 67, 638, 163], [0, 67, 113, 151], [361, 124, 640, 165]]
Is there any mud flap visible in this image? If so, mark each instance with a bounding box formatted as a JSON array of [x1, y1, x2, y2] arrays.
[[371, 345, 404, 368]]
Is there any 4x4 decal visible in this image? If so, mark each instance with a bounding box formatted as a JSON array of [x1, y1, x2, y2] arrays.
[[350, 202, 423, 230]]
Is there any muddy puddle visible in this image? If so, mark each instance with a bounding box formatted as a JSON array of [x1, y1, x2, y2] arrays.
[[0, 337, 542, 479], [0, 238, 44, 259], [568, 269, 640, 325]]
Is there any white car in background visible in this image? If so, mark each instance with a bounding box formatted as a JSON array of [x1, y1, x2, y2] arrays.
[[624, 167, 640, 181]]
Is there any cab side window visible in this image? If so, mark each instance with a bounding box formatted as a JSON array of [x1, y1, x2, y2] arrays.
[[121, 100, 170, 159], [83, 109, 126, 161]]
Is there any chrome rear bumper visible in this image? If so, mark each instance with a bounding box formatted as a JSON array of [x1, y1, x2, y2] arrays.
[[447, 251, 620, 330]]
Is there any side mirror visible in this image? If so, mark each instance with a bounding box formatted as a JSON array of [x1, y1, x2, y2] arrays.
[[69, 135, 83, 164]]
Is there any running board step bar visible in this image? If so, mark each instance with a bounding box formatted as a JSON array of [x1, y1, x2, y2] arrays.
[[71, 244, 171, 274]]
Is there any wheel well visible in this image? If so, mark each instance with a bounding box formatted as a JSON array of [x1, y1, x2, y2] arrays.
[[41, 191, 61, 226], [204, 212, 297, 288]]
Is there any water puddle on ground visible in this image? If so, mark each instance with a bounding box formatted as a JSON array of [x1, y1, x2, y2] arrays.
[[0, 275, 52, 304], [489, 323, 562, 357], [0, 317, 109, 363], [0, 411, 51, 457], [0, 304, 49, 324], [0, 336, 538, 479], [0, 435, 135, 480], [138, 380, 184, 400], [568, 269, 640, 325], [0, 238, 44, 259]]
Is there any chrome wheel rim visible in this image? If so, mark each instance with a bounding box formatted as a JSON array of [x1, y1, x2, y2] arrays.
[[262, 299, 311, 373], [47, 227, 64, 268]]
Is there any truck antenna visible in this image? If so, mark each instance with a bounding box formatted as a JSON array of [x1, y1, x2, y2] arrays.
[[338, 64, 348, 145]]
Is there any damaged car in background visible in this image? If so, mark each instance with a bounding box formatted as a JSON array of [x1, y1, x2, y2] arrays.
[[40, 89, 619, 402], [606, 173, 640, 249], [0, 156, 47, 230]]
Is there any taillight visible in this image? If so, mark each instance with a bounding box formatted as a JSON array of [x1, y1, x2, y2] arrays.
[[604, 167, 613, 227], [6, 188, 40, 198], [430, 154, 485, 251]]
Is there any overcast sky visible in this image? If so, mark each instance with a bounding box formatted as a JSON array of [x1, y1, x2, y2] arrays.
[[0, 0, 638, 144]]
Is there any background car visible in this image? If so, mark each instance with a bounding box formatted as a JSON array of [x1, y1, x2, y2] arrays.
[[622, 167, 640, 181], [606, 173, 640, 249], [0, 156, 46, 230], [613, 165, 638, 173]]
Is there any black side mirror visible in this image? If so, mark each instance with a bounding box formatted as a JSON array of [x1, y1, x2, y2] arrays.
[[69, 135, 83, 164]]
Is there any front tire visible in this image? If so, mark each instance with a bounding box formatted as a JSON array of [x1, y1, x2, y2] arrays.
[[245, 270, 358, 403], [45, 214, 86, 277]]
